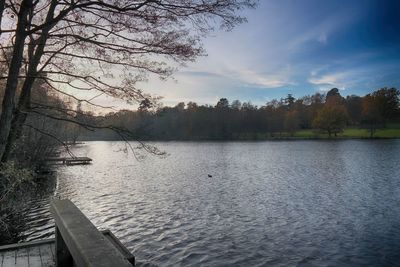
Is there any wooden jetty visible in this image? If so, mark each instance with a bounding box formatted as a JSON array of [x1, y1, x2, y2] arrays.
[[0, 239, 55, 267], [0, 199, 134, 267], [45, 157, 92, 166]]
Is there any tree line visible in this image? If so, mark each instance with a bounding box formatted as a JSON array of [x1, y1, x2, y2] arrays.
[[78, 87, 400, 141]]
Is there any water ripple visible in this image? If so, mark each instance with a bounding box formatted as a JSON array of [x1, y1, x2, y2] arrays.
[[19, 140, 400, 266]]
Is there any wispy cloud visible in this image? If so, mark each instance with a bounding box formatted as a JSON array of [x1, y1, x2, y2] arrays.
[[308, 72, 347, 91], [232, 69, 294, 88], [287, 8, 361, 50], [179, 66, 294, 89]]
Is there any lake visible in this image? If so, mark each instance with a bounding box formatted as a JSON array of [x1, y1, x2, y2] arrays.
[[21, 140, 400, 266]]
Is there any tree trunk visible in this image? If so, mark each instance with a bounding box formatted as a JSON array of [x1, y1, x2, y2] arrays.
[[0, 0, 5, 37], [0, 0, 31, 162], [1, 100, 29, 162], [1, 0, 57, 162], [1, 72, 35, 162]]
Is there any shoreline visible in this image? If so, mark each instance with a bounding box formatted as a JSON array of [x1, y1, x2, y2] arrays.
[[77, 136, 400, 142]]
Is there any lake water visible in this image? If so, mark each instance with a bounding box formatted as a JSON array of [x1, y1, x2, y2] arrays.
[[21, 140, 400, 266]]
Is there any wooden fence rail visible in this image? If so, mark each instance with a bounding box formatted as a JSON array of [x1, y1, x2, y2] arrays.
[[50, 199, 134, 267]]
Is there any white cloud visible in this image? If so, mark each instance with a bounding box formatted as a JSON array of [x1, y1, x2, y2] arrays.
[[309, 74, 340, 85], [308, 72, 347, 91], [233, 69, 294, 88], [175, 62, 294, 90]]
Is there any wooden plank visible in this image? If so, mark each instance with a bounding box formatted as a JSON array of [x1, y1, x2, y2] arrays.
[[0, 239, 55, 252], [49, 244, 55, 263], [27, 246, 43, 267], [0, 232, 130, 267], [15, 248, 28, 267], [51, 199, 132, 267], [102, 230, 135, 266], [2, 250, 16, 267], [38, 244, 54, 267], [45, 157, 92, 165]]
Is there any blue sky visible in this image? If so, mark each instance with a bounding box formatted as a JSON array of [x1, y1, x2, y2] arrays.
[[106, 0, 400, 108]]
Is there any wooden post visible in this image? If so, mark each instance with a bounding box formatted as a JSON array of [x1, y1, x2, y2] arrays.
[[55, 226, 73, 267]]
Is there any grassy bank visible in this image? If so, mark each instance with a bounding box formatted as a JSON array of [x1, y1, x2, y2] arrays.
[[292, 127, 400, 139]]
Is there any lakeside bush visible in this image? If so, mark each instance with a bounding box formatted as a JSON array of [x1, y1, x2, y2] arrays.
[[0, 162, 33, 244]]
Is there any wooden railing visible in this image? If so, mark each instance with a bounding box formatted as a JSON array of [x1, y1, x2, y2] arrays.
[[51, 199, 134, 267]]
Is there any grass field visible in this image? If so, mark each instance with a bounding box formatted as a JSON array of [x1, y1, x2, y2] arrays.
[[292, 127, 400, 139]]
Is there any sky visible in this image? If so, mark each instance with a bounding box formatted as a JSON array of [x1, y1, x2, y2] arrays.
[[98, 0, 400, 109]]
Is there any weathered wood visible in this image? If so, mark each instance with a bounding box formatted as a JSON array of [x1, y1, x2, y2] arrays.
[[65, 157, 92, 166], [101, 230, 135, 266], [45, 157, 92, 165], [0, 200, 133, 267], [0, 231, 132, 267], [0, 239, 54, 252], [27, 246, 43, 267], [15, 248, 28, 267], [39, 244, 54, 267], [0, 243, 55, 267], [51, 199, 133, 267], [2, 250, 16, 267], [49, 243, 55, 263]]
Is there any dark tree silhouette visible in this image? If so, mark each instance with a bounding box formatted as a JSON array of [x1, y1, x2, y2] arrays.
[[361, 88, 399, 137]]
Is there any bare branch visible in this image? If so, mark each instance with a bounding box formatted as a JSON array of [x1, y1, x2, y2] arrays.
[[23, 123, 75, 158]]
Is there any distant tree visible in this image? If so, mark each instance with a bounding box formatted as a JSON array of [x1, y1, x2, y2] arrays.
[[284, 94, 295, 110], [362, 94, 382, 137], [284, 110, 300, 136], [309, 92, 325, 120], [326, 88, 344, 106], [214, 98, 230, 138], [241, 101, 256, 111], [371, 87, 400, 120], [65, 87, 398, 141], [216, 98, 229, 109], [345, 95, 363, 125], [267, 99, 280, 108], [262, 102, 284, 137], [312, 104, 348, 137], [326, 88, 340, 99], [175, 102, 186, 111], [311, 92, 325, 104], [186, 102, 198, 111], [361, 87, 399, 137], [231, 100, 242, 110], [291, 99, 310, 129]]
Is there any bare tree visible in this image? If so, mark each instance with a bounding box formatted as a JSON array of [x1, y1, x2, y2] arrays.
[[0, 0, 256, 162]]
